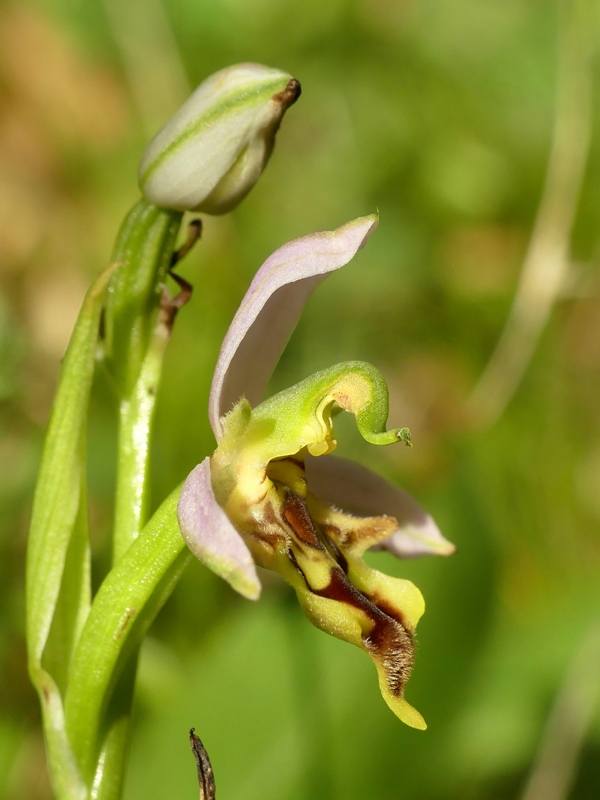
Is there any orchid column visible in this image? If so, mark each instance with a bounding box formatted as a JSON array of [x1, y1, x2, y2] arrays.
[[26, 64, 300, 800]]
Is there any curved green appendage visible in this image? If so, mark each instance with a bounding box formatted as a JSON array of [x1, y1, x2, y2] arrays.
[[221, 360, 410, 466]]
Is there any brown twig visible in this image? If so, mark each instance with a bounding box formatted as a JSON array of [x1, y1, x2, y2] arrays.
[[189, 729, 216, 800], [171, 219, 202, 267], [159, 271, 193, 333], [152, 218, 201, 332]]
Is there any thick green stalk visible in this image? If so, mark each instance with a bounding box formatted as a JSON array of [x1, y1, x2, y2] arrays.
[[90, 669, 136, 800], [31, 199, 193, 798], [94, 321, 176, 800], [26, 264, 118, 800], [102, 198, 182, 559], [92, 200, 183, 798], [113, 319, 172, 563], [64, 488, 190, 784], [103, 200, 182, 396]]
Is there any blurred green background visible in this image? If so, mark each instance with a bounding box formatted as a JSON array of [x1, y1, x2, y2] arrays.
[[1, 0, 600, 798]]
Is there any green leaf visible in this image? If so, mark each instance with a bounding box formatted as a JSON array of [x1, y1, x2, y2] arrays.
[[34, 670, 88, 800], [26, 262, 118, 800], [64, 487, 190, 782], [41, 474, 91, 694], [27, 262, 117, 672]]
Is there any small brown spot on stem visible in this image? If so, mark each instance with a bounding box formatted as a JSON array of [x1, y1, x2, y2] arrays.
[[115, 606, 137, 641]]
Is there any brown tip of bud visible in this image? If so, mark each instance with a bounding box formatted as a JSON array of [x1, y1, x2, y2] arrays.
[[273, 78, 302, 109]]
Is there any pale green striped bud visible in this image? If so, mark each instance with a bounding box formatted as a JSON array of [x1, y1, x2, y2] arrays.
[[138, 63, 300, 213]]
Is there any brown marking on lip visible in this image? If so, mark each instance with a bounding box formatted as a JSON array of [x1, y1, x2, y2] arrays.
[[283, 491, 322, 548], [306, 493, 397, 552], [312, 568, 414, 697], [283, 492, 414, 696], [256, 485, 415, 696], [364, 610, 414, 697], [345, 516, 397, 549], [320, 525, 349, 573], [273, 78, 301, 109], [314, 566, 367, 610], [245, 500, 287, 549], [372, 594, 410, 633]]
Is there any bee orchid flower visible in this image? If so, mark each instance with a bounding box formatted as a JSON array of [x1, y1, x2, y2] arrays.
[[177, 215, 455, 729]]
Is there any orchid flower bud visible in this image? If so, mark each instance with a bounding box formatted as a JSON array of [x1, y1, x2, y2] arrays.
[[138, 63, 301, 213]]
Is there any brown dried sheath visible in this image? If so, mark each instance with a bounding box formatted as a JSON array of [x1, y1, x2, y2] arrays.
[[189, 728, 216, 800]]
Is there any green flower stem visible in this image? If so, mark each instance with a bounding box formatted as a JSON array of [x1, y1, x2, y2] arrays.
[[90, 660, 137, 800], [26, 263, 118, 800], [30, 199, 188, 798], [64, 487, 190, 785], [103, 200, 182, 398], [94, 201, 184, 797], [103, 198, 182, 560], [93, 320, 176, 800], [113, 318, 172, 563]]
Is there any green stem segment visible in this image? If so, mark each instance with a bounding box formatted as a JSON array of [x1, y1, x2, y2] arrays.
[[95, 317, 177, 800], [103, 200, 182, 397], [105, 199, 182, 559], [113, 316, 173, 563], [92, 201, 183, 798], [26, 264, 118, 800], [27, 198, 192, 800], [64, 488, 190, 785]]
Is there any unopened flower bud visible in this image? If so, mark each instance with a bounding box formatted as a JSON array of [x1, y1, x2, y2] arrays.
[[138, 63, 301, 213]]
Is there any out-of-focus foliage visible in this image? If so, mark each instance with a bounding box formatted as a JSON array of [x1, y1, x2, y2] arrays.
[[1, 0, 599, 798]]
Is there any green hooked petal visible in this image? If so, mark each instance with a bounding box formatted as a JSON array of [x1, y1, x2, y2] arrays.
[[251, 360, 410, 451], [211, 361, 410, 513], [216, 360, 407, 469]]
